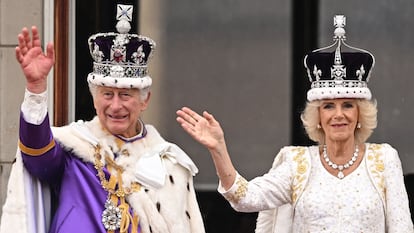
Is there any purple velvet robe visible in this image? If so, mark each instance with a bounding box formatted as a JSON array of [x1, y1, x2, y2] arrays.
[[20, 113, 137, 233]]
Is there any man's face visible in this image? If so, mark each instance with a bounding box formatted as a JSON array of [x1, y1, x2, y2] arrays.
[[93, 86, 149, 138]]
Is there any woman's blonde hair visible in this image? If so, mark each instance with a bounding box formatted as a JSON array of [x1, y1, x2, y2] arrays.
[[300, 99, 377, 144]]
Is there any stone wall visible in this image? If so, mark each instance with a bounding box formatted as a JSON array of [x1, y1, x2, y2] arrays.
[[0, 0, 44, 217]]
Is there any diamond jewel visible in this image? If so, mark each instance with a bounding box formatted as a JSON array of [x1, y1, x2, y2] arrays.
[[102, 199, 122, 231], [337, 171, 345, 179]]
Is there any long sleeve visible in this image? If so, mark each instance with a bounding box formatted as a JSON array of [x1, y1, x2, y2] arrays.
[[383, 145, 414, 232], [19, 89, 64, 183], [218, 147, 295, 213], [21, 89, 48, 125]]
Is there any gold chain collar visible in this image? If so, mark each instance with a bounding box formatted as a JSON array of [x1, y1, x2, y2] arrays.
[[93, 144, 141, 233]]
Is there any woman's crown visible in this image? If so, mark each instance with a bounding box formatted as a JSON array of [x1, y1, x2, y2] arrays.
[[304, 15, 375, 101]]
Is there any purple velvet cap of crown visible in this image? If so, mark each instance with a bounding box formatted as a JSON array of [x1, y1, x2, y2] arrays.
[[90, 34, 154, 65]]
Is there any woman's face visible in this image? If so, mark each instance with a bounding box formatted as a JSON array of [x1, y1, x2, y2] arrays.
[[93, 86, 150, 138], [319, 98, 359, 143]]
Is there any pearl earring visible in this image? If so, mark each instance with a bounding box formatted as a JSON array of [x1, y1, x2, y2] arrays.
[[317, 124, 322, 129], [357, 122, 361, 129]]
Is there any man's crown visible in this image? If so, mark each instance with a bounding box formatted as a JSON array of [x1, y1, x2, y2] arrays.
[[87, 4, 156, 89]]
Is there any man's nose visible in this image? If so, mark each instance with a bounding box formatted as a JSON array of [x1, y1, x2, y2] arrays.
[[110, 95, 122, 109]]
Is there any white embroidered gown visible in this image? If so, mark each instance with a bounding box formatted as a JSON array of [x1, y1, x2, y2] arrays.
[[294, 150, 385, 232], [219, 144, 414, 233]]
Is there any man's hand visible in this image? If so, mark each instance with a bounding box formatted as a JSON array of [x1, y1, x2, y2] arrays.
[[15, 26, 55, 93]]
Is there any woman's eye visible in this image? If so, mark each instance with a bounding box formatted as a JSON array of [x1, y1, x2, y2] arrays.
[[343, 103, 355, 108], [322, 104, 334, 109]]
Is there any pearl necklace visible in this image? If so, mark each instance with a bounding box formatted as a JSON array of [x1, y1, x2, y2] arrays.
[[322, 145, 359, 179]]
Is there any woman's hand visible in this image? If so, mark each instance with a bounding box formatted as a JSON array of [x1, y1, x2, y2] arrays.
[[177, 106, 236, 189], [15, 26, 55, 93], [176, 107, 225, 151]]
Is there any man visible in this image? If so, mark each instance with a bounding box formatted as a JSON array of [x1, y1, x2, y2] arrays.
[[0, 4, 205, 233]]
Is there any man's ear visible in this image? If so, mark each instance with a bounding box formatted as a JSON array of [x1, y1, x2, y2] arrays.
[[141, 91, 151, 110]]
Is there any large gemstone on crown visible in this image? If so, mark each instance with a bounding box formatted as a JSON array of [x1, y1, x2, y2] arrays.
[[110, 65, 125, 78]]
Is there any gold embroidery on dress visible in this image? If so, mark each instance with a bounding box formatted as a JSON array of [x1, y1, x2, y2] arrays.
[[291, 147, 308, 203], [227, 176, 248, 203], [367, 144, 386, 201]]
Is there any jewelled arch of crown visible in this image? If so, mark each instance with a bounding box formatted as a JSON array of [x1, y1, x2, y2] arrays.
[[308, 15, 373, 89], [89, 4, 156, 79]]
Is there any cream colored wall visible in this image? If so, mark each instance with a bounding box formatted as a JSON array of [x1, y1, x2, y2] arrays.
[[139, 0, 166, 130], [0, 0, 44, 216]]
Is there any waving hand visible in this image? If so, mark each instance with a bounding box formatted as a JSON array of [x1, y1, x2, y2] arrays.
[[176, 107, 225, 151], [177, 106, 237, 189], [15, 26, 55, 93]]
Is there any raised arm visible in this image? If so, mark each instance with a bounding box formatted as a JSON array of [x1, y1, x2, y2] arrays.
[[15, 26, 55, 94], [176, 107, 236, 190]]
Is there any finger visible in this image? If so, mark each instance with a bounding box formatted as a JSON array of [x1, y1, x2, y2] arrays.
[[176, 117, 196, 134], [183, 107, 205, 122], [203, 111, 216, 123], [181, 106, 199, 115], [17, 33, 28, 56], [31, 26, 41, 48], [176, 109, 186, 120], [177, 109, 198, 126], [22, 27, 32, 50], [21, 27, 29, 39], [46, 42, 55, 61], [176, 116, 188, 128], [181, 107, 202, 123], [15, 47, 23, 63]]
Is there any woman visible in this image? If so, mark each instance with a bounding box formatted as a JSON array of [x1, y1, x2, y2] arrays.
[[176, 15, 413, 232]]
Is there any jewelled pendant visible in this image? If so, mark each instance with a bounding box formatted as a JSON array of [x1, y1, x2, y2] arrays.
[[337, 171, 345, 179], [102, 198, 122, 231]]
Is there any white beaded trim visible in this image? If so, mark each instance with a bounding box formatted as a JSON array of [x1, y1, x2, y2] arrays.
[[87, 73, 152, 89], [307, 87, 371, 101]]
